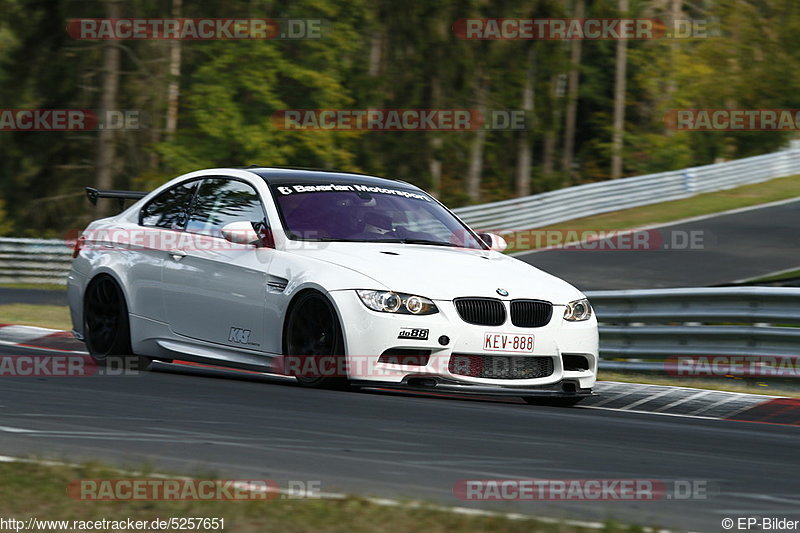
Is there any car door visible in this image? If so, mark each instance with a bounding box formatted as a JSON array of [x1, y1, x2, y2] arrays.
[[162, 177, 274, 351], [133, 178, 201, 322]]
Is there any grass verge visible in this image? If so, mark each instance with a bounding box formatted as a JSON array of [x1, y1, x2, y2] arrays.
[[735, 268, 800, 284], [505, 174, 800, 253], [0, 283, 66, 291], [598, 371, 800, 398], [0, 304, 72, 330], [0, 460, 638, 533]]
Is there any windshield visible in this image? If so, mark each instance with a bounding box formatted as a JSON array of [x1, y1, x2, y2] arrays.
[[271, 183, 486, 249]]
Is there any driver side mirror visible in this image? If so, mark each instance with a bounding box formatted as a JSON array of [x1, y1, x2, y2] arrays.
[[221, 221, 260, 246], [479, 232, 508, 252]]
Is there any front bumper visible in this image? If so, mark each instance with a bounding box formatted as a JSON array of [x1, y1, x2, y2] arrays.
[[353, 376, 593, 397], [329, 290, 599, 390]]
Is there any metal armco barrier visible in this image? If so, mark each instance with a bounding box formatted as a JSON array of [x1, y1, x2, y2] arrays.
[[586, 287, 800, 375], [0, 237, 72, 285], [453, 145, 800, 232]]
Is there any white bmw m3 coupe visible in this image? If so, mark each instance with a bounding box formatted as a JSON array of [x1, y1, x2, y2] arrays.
[[68, 168, 598, 405]]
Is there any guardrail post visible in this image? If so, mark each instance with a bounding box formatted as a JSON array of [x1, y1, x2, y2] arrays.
[[682, 168, 696, 194]]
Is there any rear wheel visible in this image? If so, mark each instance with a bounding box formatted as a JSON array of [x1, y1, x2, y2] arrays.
[[523, 396, 585, 407], [84, 276, 151, 371], [284, 292, 348, 389]]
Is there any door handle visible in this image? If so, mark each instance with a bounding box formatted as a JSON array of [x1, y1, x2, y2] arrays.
[[169, 250, 187, 261]]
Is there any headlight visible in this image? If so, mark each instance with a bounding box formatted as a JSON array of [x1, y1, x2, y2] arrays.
[[357, 290, 438, 315], [563, 298, 592, 321]]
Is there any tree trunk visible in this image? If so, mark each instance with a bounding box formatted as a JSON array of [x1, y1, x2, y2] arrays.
[[466, 76, 487, 203], [542, 74, 563, 177], [95, 0, 122, 217], [428, 136, 442, 198], [611, 0, 629, 179], [561, 0, 584, 183], [428, 76, 442, 198], [368, 30, 384, 77], [515, 46, 535, 197], [665, 0, 682, 134], [165, 0, 182, 140]]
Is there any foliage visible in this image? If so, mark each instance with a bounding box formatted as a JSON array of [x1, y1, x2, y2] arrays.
[[0, 0, 797, 236]]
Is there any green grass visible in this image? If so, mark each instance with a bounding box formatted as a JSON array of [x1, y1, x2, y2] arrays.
[[505, 174, 800, 253], [0, 283, 66, 291], [598, 371, 800, 398], [0, 304, 72, 330], [737, 268, 800, 284], [0, 460, 643, 533]]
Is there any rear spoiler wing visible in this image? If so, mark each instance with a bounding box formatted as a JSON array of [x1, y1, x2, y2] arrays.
[[86, 187, 147, 209]]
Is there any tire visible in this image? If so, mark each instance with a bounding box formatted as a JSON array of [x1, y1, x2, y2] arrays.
[[84, 276, 151, 371], [523, 396, 585, 407], [284, 291, 349, 389]]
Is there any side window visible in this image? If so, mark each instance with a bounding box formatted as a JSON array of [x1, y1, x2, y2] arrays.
[[186, 178, 267, 237], [140, 179, 199, 229]]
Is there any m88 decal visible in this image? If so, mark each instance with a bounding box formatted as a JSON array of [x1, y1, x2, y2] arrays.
[[398, 328, 429, 340]]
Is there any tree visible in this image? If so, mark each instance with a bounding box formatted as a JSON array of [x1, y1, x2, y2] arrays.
[[611, 0, 628, 179], [561, 0, 584, 183], [95, 0, 122, 217], [514, 45, 535, 197]]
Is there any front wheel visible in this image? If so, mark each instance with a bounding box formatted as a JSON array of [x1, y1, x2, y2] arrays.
[[523, 396, 585, 407], [284, 292, 349, 389], [84, 276, 151, 371]]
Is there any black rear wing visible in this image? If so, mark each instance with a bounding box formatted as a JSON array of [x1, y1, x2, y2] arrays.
[[86, 187, 148, 209]]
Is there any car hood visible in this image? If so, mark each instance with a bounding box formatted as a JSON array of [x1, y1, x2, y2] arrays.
[[290, 242, 585, 303]]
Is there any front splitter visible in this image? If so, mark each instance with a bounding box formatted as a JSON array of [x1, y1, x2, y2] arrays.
[[351, 377, 593, 398]]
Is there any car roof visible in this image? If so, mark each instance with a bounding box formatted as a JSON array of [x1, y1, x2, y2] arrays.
[[246, 167, 422, 191]]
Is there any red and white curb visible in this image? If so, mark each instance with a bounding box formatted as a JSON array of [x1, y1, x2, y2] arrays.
[[1, 324, 798, 426], [0, 324, 85, 353], [586, 381, 800, 426]]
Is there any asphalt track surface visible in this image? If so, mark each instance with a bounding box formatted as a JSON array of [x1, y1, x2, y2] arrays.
[[0, 345, 798, 531], [517, 198, 800, 291], [0, 287, 66, 305]]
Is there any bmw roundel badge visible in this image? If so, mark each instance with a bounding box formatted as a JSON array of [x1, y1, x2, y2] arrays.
[[496, 288, 509, 297]]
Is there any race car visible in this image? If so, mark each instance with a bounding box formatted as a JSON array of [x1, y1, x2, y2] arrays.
[[68, 167, 598, 405]]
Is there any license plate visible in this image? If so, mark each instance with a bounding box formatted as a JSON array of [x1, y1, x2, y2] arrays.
[[483, 333, 535, 353]]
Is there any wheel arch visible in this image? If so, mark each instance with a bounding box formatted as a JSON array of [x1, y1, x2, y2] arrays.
[[84, 268, 132, 315], [281, 286, 347, 356], [82, 270, 135, 359]]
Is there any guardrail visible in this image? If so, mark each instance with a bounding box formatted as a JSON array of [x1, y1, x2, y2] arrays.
[[586, 287, 800, 375], [453, 145, 800, 232], [0, 238, 72, 285]]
